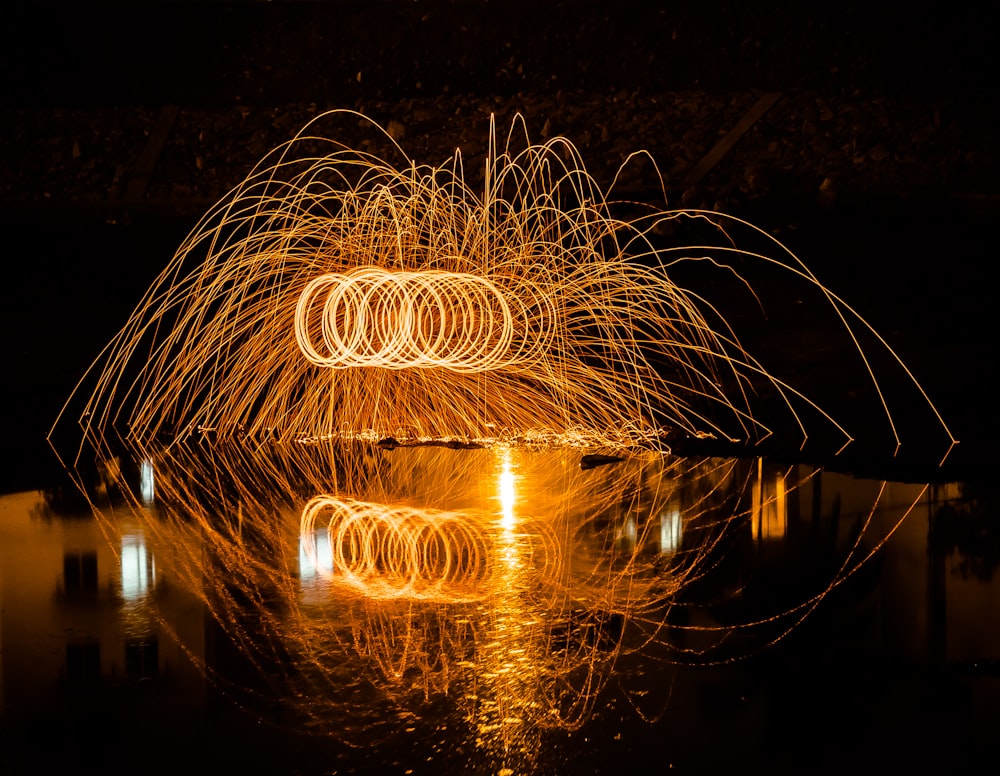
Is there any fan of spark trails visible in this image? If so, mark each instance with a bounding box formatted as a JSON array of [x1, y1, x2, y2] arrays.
[[62, 438, 925, 749], [51, 110, 956, 460]]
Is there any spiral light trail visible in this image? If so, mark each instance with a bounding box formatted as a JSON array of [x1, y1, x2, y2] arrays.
[[294, 267, 553, 372]]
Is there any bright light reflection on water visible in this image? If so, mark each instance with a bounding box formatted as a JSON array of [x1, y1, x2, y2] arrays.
[[120, 534, 153, 601], [499, 448, 516, 532]]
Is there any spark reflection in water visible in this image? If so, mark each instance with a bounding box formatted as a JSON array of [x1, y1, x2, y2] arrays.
[[47, 437, 930, 772]]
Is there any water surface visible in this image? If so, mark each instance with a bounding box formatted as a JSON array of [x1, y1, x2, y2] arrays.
[[2, 443, 995, 774]]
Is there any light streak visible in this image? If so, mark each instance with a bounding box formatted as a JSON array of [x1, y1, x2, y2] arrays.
[[140, 458, 155, 505], [41, 107, 959, 761]]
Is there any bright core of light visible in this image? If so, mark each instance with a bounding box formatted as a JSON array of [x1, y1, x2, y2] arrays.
[[299, 529, 334, 580], [121, 535, 153, 601], [140, 458, 155, 505], [660, 502, 682, 555]]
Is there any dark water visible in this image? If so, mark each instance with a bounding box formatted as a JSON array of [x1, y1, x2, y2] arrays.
[[1, 443, 997, 775]]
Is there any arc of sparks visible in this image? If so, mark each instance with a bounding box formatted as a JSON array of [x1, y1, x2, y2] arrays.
[[48, 109, 956, 464]]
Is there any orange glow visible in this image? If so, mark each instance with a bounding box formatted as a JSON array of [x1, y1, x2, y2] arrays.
[[295, 268, 549, 372], [751, 459, 788, 541], [299, 495, 491, 602], [38, 106, 961, 763], [41, 431, 939, 757]]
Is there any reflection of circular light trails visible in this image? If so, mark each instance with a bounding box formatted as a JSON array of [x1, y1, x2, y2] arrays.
[[295, 268, 555, 372], [73, 441, 938, 760], [301, 496, 491, 601]]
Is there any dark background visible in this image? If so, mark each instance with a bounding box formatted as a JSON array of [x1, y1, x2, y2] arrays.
[[4, 1, 995, 104]]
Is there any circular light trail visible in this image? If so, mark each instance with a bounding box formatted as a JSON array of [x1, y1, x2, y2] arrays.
[[295, 267, 554, 372]]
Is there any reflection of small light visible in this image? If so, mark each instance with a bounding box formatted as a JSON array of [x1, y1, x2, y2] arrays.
[[659, 503, 682, 555], [618, 514, 637, 548], [121, 535, 154, 601], [300, 530, 333, 579], [751, 461, 787, 541], [499, 451, 515, 530], [140, 459, 155, 505]]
